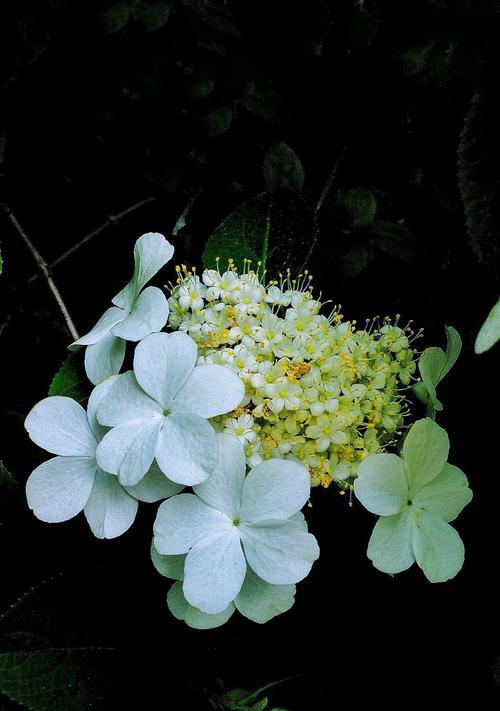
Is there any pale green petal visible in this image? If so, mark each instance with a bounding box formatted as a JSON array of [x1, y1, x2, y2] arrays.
[[113, 233, 174, 310], [96, 371, 162, 427], [412, 509, 465, 583], [87, 375, 120, 441], [155, 413, 218, 486], [171, 364, 244, 418], [475, 298, 500, 354], [240, 459, 310, 523], [150, 542, 186, 580], [354, 454, 408, 516], [96, 418, 161, 485], [111, 286, 169, 342], [193, 433, 246, 519], [402, 418, 449, 496], [25, 396, 96, 457], [367, 507, 415, 575], [84, 333, 126, 386], [234, 569, 295, 623], [72, 306, 125, 346], [83, 469, 138, 539], [413, 463, 472, 522], [125, 461, 183, 502], [167, 581, 235, 629]]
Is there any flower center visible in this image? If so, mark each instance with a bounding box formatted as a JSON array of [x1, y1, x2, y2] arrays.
[[232, 518, 241, 526], [163, 408, 170, 416]]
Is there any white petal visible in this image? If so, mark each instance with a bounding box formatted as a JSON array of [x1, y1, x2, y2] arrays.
[[171, 364, 244, 418], [134, 332, 197, 408], [83, 469, 138, 539], [240, 520, 319, 585], [412, 509, 465, 583], [72, 307, 125, 346], [168, 581, 235, 629], [84, 333, 126, 386], [86, 375, 120, 441], [113, 233, 174, 309], [155, 413, 218, 485], [26, 455, 96, 523], [124, 461, 183, 502], [367, 507, 415, 575], [354, 454, 409, 516], [183, 528, 247, 614], [402, 418, 449, 496], [151, 542, 186, 580], [25, 396, 96, 457], [234, 569, 296, 623], [239, 459, 310, 523], [96, 371, 162, 427], [111, 287, 169, 341], [193, 433, 246, 518], [412, 463, 473, 523], [96, 418, 161, 485], [153, 493, 231, 554]]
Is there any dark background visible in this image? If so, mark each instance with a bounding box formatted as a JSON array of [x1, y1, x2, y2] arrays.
[[0, 0, 499, 708]]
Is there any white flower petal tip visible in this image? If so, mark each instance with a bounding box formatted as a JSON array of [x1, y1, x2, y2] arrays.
[[356, 417, 472, 584], [154, 433, 318, 621], [25, 397, 96, 457]]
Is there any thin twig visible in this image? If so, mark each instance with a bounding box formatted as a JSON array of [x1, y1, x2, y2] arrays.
[[2, 204, 79, 341], [315, 145, 346, 214], [27, 196, 156, 284]]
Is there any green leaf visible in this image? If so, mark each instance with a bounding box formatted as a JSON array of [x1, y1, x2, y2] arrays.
[[48, 354, 87, 402], [475, 298, 500, 354], [98, 1, 130, 33], [202, 106, 233, 137], [202, 192, 317, 273], [400, 43, 434, 76], [339, 244, 370, 278], [238, 79, 282, 125], [338, 187, 377, 228], [181, 0, 241, 39], [131, 0, 170, 31], [371, 221, 417, 264], [262, 142, 304, 193], [413, 326, 462, 417]]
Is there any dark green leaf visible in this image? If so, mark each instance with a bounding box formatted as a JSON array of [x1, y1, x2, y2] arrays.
[[98, 2, 130, 33], [371, 221, 417, 263], [202, 192, 317, 274], [339, 244, 370, 278], [181, 0, 241, 39], [263, 142, 304, 193], [202, 106, 233, 137], [48, 354, 86, 402], [131, 0, 170, 31], [338, 187, 377, 228], [238, 80, 282, 125]]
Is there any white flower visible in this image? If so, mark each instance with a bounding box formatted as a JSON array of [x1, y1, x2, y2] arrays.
[[24, 379, 181, 539], [354, 418, 473, 582], [223, 414, 258, 444], [176, 275, 207, 311], [153, 434, 319, 615], [95, 332, 245, 487], [72, 233, 174, 385]]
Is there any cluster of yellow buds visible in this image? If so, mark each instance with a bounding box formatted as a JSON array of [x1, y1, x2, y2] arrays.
[[167, 260, 419, 490]]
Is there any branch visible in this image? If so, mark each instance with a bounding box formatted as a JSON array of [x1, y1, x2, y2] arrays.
[[315, 145, 346, 214], [2, 204, 80, 341], [27, 196, 157, 283]]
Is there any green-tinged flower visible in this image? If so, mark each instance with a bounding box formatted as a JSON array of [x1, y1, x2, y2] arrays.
[[354, 418, 472, 582], [167, 263, 418, 490]]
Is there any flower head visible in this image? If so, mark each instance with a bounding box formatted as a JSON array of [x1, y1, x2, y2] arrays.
[[153, 433, 319, 615], [354, 417, 473, 582], [168, 264, 418, 489], [95, 332, 245, 486], [72, 233, 174, 385], [24, 378, 181, 539]]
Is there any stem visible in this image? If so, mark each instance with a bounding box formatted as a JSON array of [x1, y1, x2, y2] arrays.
[[315, 145, 346, 214], [27, 195, 156, 283], [2, 204, 80, 341]]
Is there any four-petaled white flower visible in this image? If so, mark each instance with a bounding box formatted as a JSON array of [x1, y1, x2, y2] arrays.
[[72, 233, 174, 385], [24, 379, 182, 539], [153, 433, 319, 615], [95, 332, 245, 487], [354, 417, 473, 582]]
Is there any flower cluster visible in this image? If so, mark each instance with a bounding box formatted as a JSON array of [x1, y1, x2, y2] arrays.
[[23, 232, 473, 629], [168, 262, 417, 489]]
